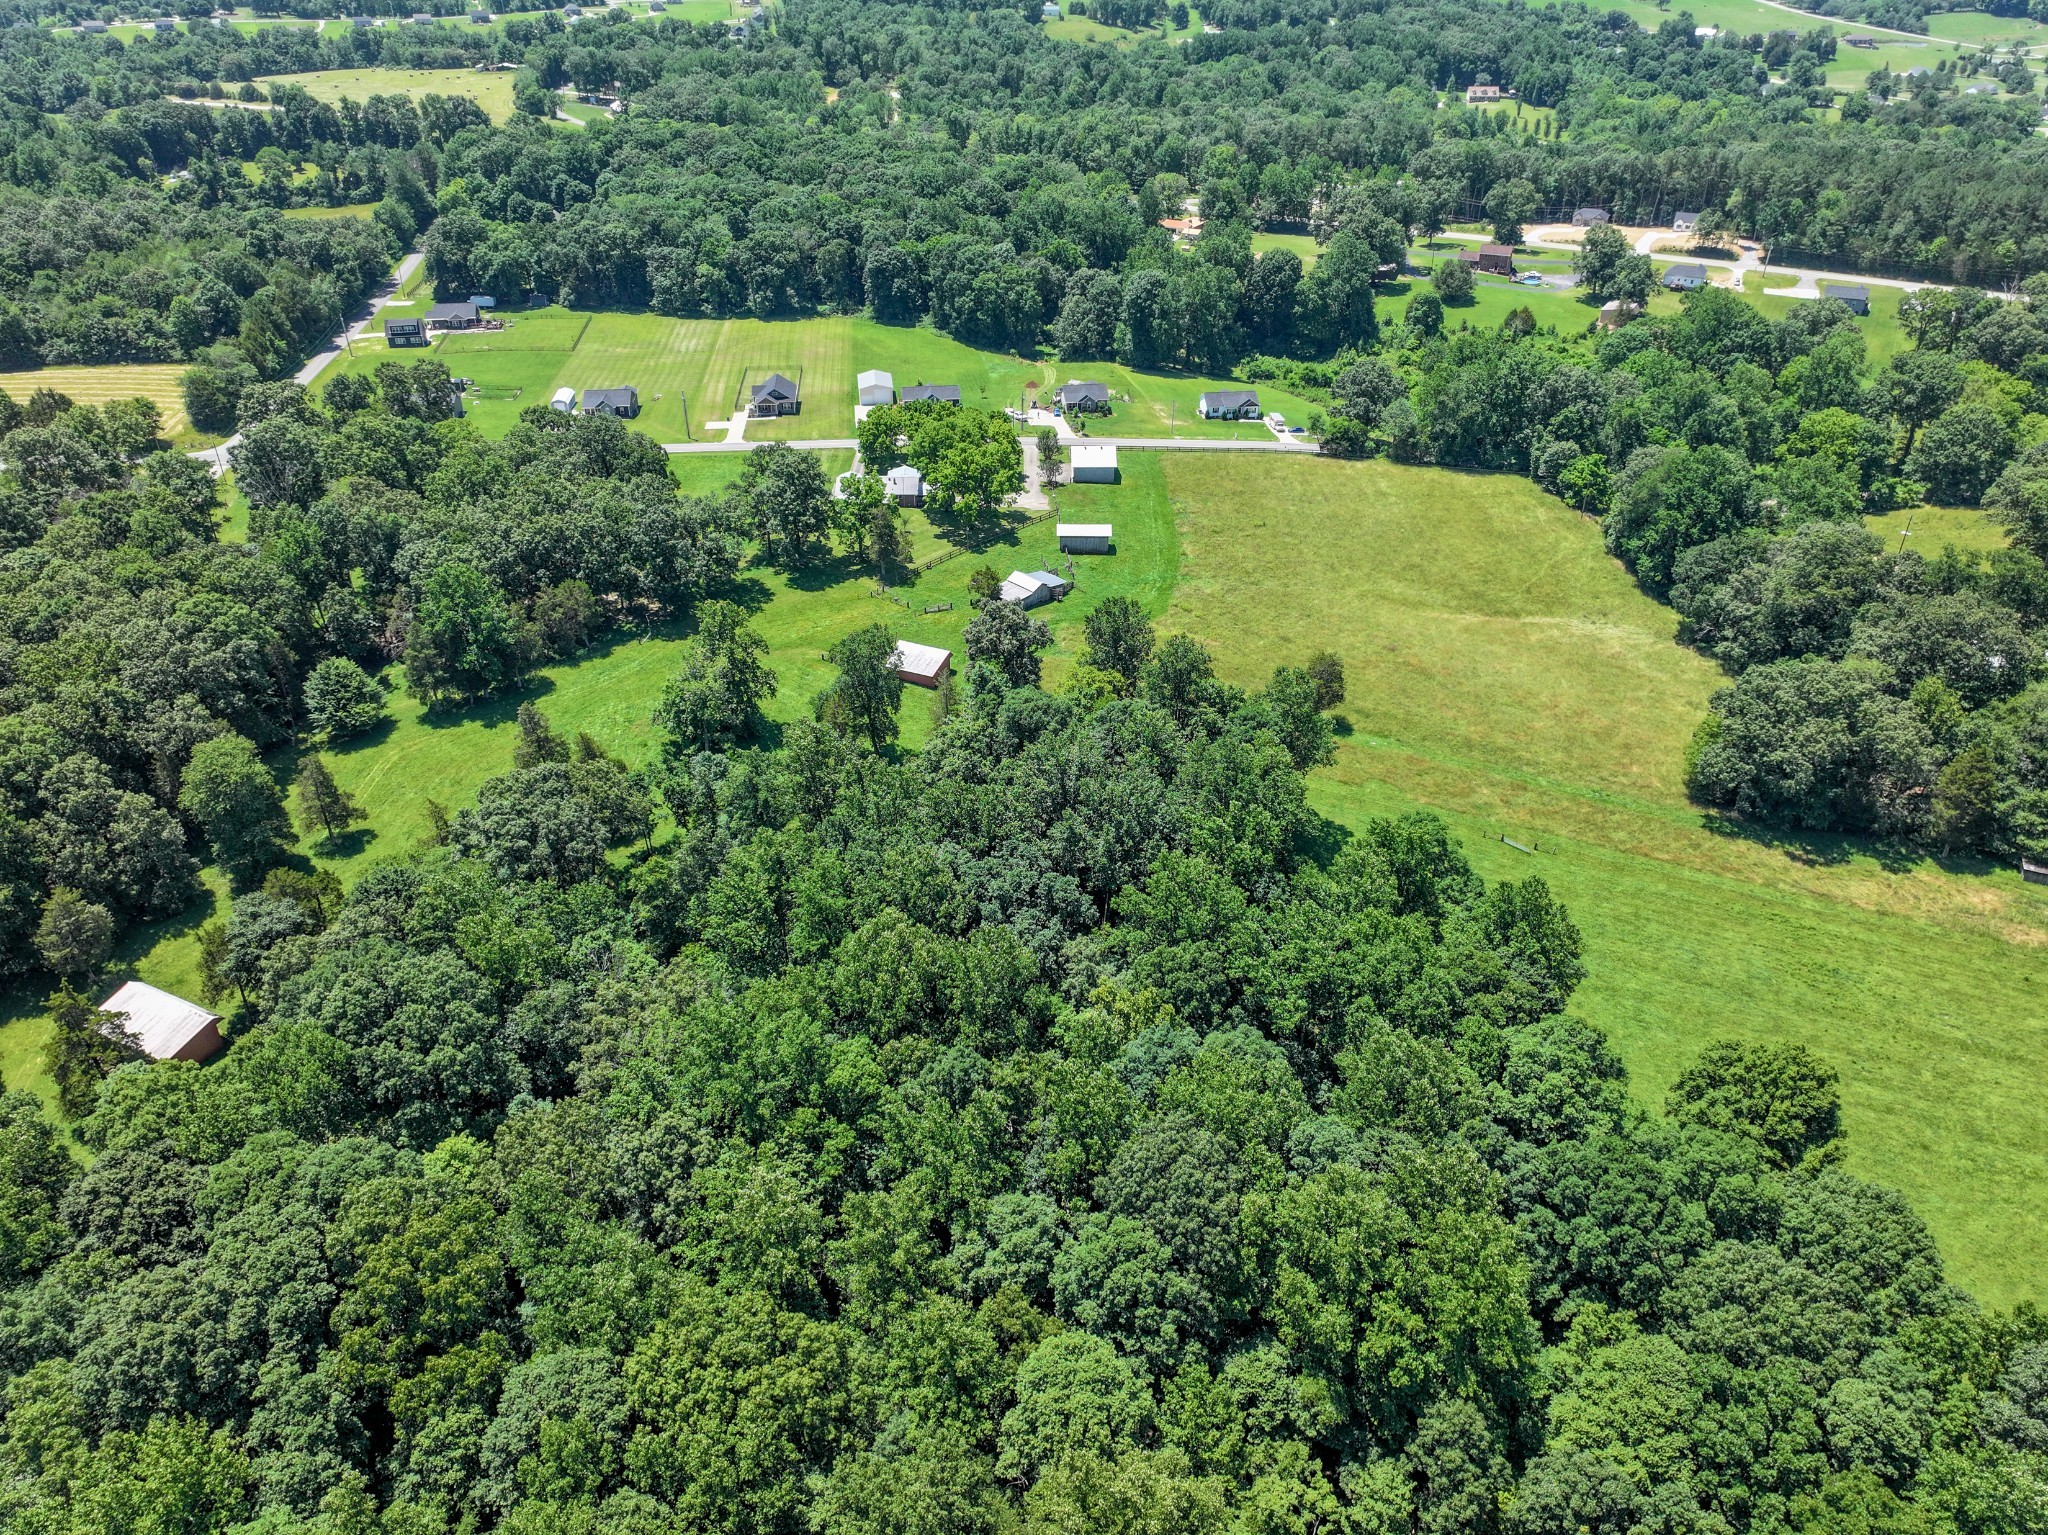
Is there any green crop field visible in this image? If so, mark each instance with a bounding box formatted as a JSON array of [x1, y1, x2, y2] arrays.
[[1157, 452, 2048, 1306], [0, 362, 197, 443], [256, 67, 519, 122]]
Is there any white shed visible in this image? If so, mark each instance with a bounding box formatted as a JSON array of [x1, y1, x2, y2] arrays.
[[889, 639, 952, 688], [1057, 523, 1112, 554], [1070, 444, 1119, 483], [549, 386, 576, 411], [857, 369, 895, 407], [99, 981, 224, 1063]]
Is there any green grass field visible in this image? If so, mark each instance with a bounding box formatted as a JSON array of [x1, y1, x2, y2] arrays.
[[1158, 453, 2048, 1306], [0, 363, 196, 443], [256, 68, 518, 122], [283, 201, 378, 219], [1865, 502, 2010, 556], [1739, 271, 1913, 364], [1250, 231, 1323, 269], [1043, 3, 1202, 43]]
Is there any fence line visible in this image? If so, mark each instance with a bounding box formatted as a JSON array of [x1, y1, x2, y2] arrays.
[[909, 508, 1059, 575]]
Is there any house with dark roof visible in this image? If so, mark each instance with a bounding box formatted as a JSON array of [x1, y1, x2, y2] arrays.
[[1672, 210, 1700, 234], [78, 18, 108, 32], [1663, 262, 1708, 289], [900, 384, 961, 405], [1198, 389, 1261, 420], [1055, 380, 1111, 414], [1572, 208, 1610, 227], [1822, 283, 1871, 315], [470, 9, 492, 20], [750, 373, 801, 416], [1456, 244, 1516, 275], [424, 301, 481, 329], [581, 386, 639, 418], [386, 317, 429, 348], [409, 11, 436, 24], [1464, 83, 1502, 103]]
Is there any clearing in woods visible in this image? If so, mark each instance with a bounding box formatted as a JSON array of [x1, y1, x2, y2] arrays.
[[0, 363, 194, 442], [256, 68, 519, 122], [1158, 451, 2048, 1307]]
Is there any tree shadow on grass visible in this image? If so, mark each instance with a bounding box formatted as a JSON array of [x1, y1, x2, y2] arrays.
[[782, 550, 870, 593], [1696, 810, 1937, 875], [1296, 810, 1355, 870]]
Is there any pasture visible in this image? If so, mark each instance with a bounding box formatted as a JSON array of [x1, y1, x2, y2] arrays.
[[1159, 452, 2048, 1306], [256, 67, 519, 122], [0, 362, 195, 443]]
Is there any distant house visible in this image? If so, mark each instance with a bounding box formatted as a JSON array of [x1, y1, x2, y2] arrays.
[[999, 569, 1072, 608], [78, 18, 108, 31], [883, 464, 926, 507], [563, 3, 582, 14], [1477, 244, 1515, 275], [1464, 83, 1501, 103], [1822, 282, 1871, 315], [424, 301, 481, 329], [900, 384, 960, 405], [1663, 262, 1708, 289], [350, 13, 376, 24], [99, 981, 223, 1063], [1672, 210, 1700, 234], [385, 317, 428, 347], [1055, 380, 1111, 414], [750, 372, 801, 417], [1693, 24, 1716, 36], [1070, 444, 1119, 482], [550, 386, 576, 411], [890, 639, 952, 688], [152, 16, 178, 30], [1057, 522, 1112, 554], [409, 11, 436, 24], [1042, 1, 1059, 16], [1964, 83, 1998, 95], [857, 369, 894, 407], [1596, 299, 1637, 330], [470, 8, 491, 20], [1571, 208, 1610, 227], [1159, 217, 1200, 242], [1844, 33, 1876, 45], [581, 386, 639, 417], [1198, 389, 1260, 420]]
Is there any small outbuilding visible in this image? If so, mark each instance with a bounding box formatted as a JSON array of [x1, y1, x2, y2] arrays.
[[1057, 523, 1112, 554], [1663, 262, 1708, 289], [883, 464, 926, 507], [1198, 389, 1260, 420], [1055, 380, 1111, 414], [1822, 282, 1871, 316], [2024, 857, 2048, 885], [1571, 208, 1610, 227], [750, 372, 801, 417], [550, 386, 576, 411], [900, 384, 961, 405], [857, 369, 895, 407], [1070, 444, 1119, 483], [99, 980, 224, 1063], [999, 570, 1071, 608], [890, 639, 952, 688], [580, 386, 639, 417], [424, 300, 481, 330], [1596, 299, 1638, 330], [1672, 210, 1700, 234], [385, 317, 428, 348]]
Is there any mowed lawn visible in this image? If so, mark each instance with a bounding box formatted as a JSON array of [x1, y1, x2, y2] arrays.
[[0, 363, 195, 442], [257, 68, 518, 122], [1160, 453, 2048, 1306]]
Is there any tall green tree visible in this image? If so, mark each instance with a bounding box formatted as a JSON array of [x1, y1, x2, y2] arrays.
[[179, 733, 294, 886]]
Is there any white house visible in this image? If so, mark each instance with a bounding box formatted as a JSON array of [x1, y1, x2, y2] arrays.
[[999, 570, 1071, 608], [1057, 523, 1112, 553], [857, 369, 895, 407], [889, 639, 952, 688], [98, 980, 224, 1063], [883, 464, 926, 507], [550, 386, 576, 411], [1070, 444, 1119, 483]]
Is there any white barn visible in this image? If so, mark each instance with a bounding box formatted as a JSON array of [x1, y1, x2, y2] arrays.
[[1070, 445, 1119, 483], [1057, 523, 1112, 554], [857, 369, 895, 407], [99, 981, 224, 1063]]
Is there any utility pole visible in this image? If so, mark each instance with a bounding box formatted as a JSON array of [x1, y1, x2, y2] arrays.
[[681, 392, 691, 438]]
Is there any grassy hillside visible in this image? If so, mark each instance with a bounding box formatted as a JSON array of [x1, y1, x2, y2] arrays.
[[0, 363, 197, 443], [1159, 452, 2048, 1306], [256, 67, 519, 122]]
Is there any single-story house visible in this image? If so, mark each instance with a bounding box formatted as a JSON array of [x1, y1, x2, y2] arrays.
[[385, 318, 428, 348], [1822, 282, 1871, 316], [470, 9, 491, 20], [581, 386, 639, 418], [563, 3, 583, 14], [1056, 380, 1111, 414], [1572, 208, 1610, 227], [1071, 444, 1119, 483], [883, 464, 926, 507], [900, 384, 961, 405], [1672, 210, 1699, 234], [1198, 389, 1260, 420], [1964, 83, 1998, 95], [1464, 83, 1502, 103], [1663, 262, 1708, 290], [1159, 217, 1200, 242], [78, 18, 108, 31], [99, 980, 224, 1063], [1844, 33, 1876, 45], [1042, 1, 1059, 16], [750, 372, 801, 417], [999, 569, 1072, 608], [410, 12, 436, 24], [424, 301, 482, 330], [857, 369, 895, 407], [550, 386, 576, 411], [152, 17, 178, 31], [1693, 24, 1717, 36], [1903, 66, 1931, 78], [350, 13, 377, 24], [890, 639, 952, 688], [1476, 244, 1515, 275], [1057, 523, 1112, 554]]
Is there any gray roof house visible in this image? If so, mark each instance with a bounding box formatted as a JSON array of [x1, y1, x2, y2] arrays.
[[1055, 380, 1110, 413], [749, 372, 801, 416], [385, 317, 429, 347], [1198, 389, 1260, 420], [1662, 262, 1708, 289], [424, 300, 481, 328], [900, 384, 961, 405], [1572, 208, 1610, 226], [581, 386, 639, 417], [1822, 282, 1871, 315], [78, 18, 108, 31], [1672, 210, 1699, 233]]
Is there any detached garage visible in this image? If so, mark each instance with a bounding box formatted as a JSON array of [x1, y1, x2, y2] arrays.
[[1070, 445, 1119, 483], [1057, 523, 1112, 553]]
